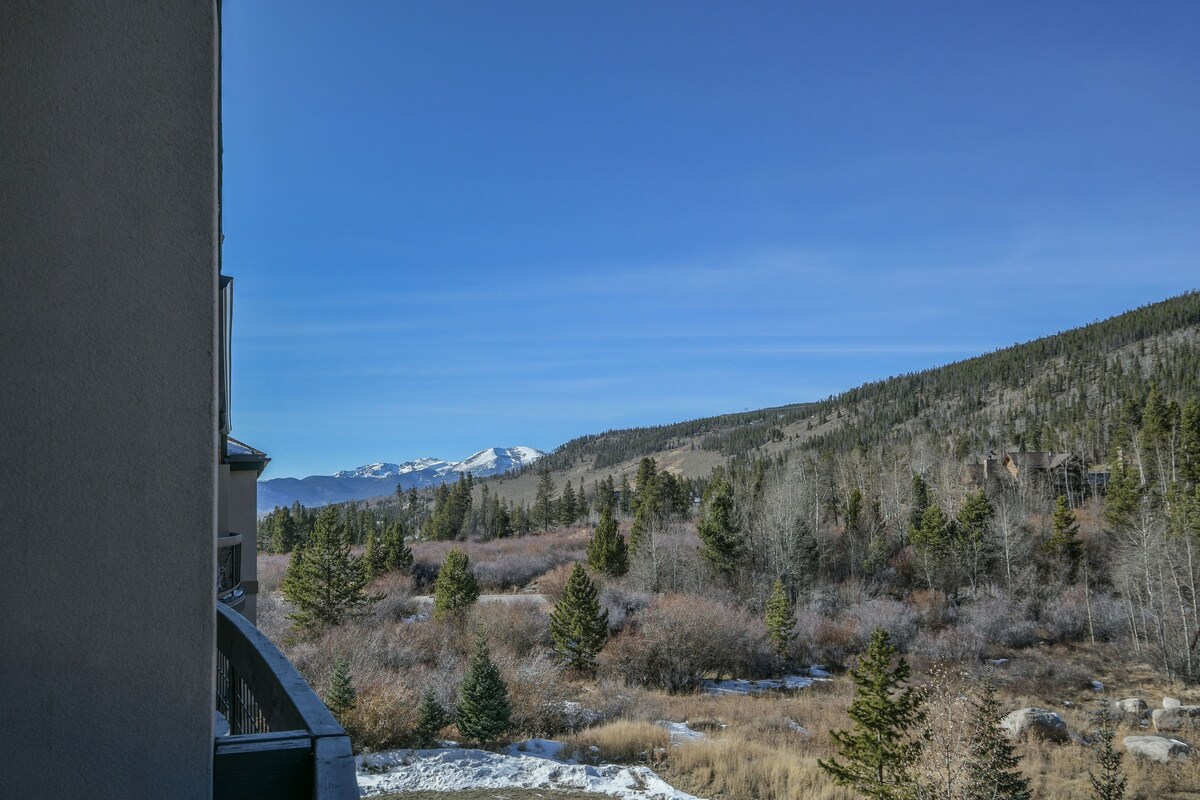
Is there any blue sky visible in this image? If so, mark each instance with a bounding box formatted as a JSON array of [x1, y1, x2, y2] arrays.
[[222, 1, 1199, 479]]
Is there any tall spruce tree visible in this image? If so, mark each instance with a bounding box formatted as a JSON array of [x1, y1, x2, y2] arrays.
[[908, 474, 932, 546], [281, 505, 379, 631], [456, 639, 511, 746], [964, 677, 1031, 800], [764, 577, 796, 660], [362, 529, 385, 580], [414, 689, 449, 748], [534, 470, 557, 532], [587, 504, 628, 577], [559, 480, 577, 525], [910, 503, 950, 592], [383, 521, 413, 573], [1045, 494, 1083, 580], [697, 472, 743, 576], [325, 656, 357, 726], [819, 628, 925, 800], [433, 548, 480, 621], [549, 563, 609, 670]]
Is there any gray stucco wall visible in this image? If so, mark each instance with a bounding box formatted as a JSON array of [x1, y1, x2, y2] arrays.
[[0, 3, 219, 798]]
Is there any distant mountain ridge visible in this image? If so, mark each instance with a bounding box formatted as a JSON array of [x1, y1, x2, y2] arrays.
[[258, 446, 544, 512]]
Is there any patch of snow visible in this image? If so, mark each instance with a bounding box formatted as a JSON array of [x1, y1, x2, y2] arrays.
[[786, 719, 812, 737], [402, 612, 428, 624], [655, 721, 706, 743], [989, 659, 1010, 667], [809, 665, 831, 678], [510, 738, 566, 759], [702, 674, 818, 696], [1091, 680, 1105, 692], [356, 745, 705, 799]]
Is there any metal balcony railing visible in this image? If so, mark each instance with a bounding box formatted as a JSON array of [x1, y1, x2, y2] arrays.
[[214, 603, 357, 800]]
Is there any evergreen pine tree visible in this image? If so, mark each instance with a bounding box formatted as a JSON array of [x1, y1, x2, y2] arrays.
[[559, 480, 577, 525], [818, 628, 925, 800], [1089, 706, 1127, 800], [281, 505, 380, 631], [697, 473, 743, 576], [383, 521, 413, 573], [586, 504, 628, 577], [456, 638, 511, 746], [1180, 399, 1200, 487], [534, 470, 557, 532], [1045, 494, 1083, 580], [549, 563, 609, 670], [619, 475, 632, 515], [764, 577, 796, 660], [325, 656, 356, 726], [907, 474, 932, 546], [957, 489, 994, 590], [413, 688, 449, 748], [964, 677, 1031, 800], [433, 548, 479, 621], [910, 503, 950, 592], [362, 528, 384, 580]]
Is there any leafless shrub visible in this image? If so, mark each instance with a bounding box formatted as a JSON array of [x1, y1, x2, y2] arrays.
[[793, 608, 857, 666], [599, 583, 652, 632], [962, 590, 1039, 649], [345, 681, 419, 753], [913, 624, 983, 663], [1042, 588, 1126, 644], [470, 601, 552, 656], [600, 594, 773, 692], [536, 562, 578, 604], [493, 649, 571, 737], [412, 532, 589, 592], [371, 572, 416, 623], [847, 597, 919, 652]]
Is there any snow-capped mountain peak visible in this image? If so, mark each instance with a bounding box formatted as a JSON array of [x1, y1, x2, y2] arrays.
[[333, 462, 403, 479], [329, 448, 543, 482]]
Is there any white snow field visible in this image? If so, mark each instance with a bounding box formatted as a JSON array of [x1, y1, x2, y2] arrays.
[[356, 741, 705, 799]]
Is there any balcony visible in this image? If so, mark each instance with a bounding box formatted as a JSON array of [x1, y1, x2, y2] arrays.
[[217, 534, 243, 609], [214, 603, 358, 800]]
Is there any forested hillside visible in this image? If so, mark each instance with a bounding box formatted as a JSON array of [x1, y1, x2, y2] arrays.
[[533, 291, 1200, 478]]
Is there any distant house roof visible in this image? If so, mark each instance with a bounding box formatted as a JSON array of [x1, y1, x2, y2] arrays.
[[226, 436, 270, 475]]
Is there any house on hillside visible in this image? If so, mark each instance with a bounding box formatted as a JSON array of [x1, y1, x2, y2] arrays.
[[963, 449, 1092, 503], [2, 5, 356, 798]]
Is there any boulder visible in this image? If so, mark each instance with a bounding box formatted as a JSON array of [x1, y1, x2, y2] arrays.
[[1164, 697, 1182, 709], [1113, 698, 1149, 717], [1123, 735, 1192, 763], [1000, 708, 1069, 743], [1152, 706, 1200, 732]]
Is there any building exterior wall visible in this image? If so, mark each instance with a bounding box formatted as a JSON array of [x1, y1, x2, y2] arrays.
[[229, 469, 261, 623], [0, 3, 220, 798]]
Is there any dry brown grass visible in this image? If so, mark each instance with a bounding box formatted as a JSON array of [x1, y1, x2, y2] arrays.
[[560, 720, 670, 765]]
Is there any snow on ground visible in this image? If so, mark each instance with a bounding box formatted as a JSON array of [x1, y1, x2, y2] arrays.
[[701, 673, 821, 695], [655, 721, 707, 743], [357, 744, 705, 799]]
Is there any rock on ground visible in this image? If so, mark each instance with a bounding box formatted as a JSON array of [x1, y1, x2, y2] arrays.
[[1124, 735, 1192, 763], [1164, 697, 1182, 709], [1152, 706, 1200, 732], [1000, 708, 1069, 743], [1114, 698, 1149, 717]]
